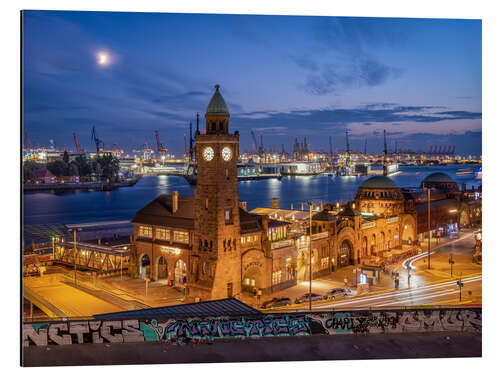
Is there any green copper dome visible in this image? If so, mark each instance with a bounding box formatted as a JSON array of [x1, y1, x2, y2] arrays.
[[206, 84, 229, 115], [359, 176, 399, 189]]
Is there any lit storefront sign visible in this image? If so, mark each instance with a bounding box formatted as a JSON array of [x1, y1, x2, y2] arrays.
[[161, 246, 181, 255]]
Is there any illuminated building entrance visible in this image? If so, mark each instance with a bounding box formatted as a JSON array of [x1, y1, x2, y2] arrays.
[[139, 254, 150, 279], [156, 256, 168, 280], [339, 240, 354, 267], [174, 259, 187, 287]]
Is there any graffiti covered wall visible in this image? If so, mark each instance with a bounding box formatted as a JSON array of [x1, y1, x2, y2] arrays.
[[23, 308, 481, 347]]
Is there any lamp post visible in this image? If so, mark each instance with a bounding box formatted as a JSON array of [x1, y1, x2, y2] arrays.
[[427, 187, 431, 269], [309, 202, 313, 312], [73, 229, 77, 285]]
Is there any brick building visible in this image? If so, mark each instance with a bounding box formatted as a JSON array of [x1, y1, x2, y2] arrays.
[[131, 85, 481, 300]]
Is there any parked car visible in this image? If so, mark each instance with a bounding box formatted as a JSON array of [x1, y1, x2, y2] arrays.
[[323, 288, 348, 300], [295, 293, 323, 304], [260, 297, 292, 309]]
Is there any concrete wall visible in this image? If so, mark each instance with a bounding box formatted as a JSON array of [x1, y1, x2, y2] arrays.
[[23, 307, 481, 347]]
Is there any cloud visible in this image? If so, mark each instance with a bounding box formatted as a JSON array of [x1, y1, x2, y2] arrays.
[[303, 57, 402, 95], [234, 104, 481, 133], [290, 17, 412, 95]]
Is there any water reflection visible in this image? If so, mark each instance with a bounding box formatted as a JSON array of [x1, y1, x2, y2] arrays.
[[23, 164, 480, 225]]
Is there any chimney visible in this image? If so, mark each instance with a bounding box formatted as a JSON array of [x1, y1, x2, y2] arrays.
[[172, 191, 179, 213], [271, 198, 279, 209], [239, 201, 248, 211]]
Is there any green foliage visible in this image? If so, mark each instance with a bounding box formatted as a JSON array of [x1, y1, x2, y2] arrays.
[[23, 160, 41, 183], [24, 153, 121, 183], [62, 150, 69, 164], [46, 160, 68, 177]]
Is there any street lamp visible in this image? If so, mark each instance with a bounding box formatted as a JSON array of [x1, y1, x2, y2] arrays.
[[71, 228, 82, 285], [427, 187, 431, 269], [308, 201, 313, 311]]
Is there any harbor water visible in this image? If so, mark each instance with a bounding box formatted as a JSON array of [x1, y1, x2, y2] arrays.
[[23, 164, 481, 226]]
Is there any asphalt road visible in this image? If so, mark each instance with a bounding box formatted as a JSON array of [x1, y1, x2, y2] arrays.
[[271, 232, 481, 312]]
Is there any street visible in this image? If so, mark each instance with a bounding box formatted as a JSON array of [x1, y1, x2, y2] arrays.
[[266, 229, 481, 311]]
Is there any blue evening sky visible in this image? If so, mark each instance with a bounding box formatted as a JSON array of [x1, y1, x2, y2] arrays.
[[22, 11, 482, 156]]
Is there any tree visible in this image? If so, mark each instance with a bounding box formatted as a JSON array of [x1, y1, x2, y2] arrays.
[[23, 160, 42, 183], [93, 160, 103, 180], [98, 154, 120, 181], [46, 160, 68, 177], [68, 162, 79, 176]]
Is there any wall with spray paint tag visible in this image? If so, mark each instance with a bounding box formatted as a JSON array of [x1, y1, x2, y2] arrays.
[[23, 308, 481, 347]]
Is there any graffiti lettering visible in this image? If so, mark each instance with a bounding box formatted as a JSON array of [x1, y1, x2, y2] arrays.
[[22, 308, 481, 347]]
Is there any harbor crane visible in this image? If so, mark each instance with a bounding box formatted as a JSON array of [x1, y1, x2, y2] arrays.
[[155, 130, 168, 154], [73, 131, 85, 153], [24, 130, 31, 149], [91, 126, 103, 154], [250, 130, 265, 158]]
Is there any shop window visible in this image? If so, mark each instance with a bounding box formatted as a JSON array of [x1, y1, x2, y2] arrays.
[[156, 227, 170, 241], [138, 225, 152, 238], [321, 257, 329, 269], [174, 231, 189, 244], [272, 270, 282, 285]]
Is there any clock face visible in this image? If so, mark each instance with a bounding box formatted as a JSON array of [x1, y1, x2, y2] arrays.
[[222, 146, 232, 161], [203, 147, 214, 161]]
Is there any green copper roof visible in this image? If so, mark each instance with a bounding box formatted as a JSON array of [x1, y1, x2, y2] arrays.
[[206, 84, 229, 115], [359, 176, 399, 189]]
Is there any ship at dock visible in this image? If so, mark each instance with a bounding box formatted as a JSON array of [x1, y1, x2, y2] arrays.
[[184, 160, 282, 185]]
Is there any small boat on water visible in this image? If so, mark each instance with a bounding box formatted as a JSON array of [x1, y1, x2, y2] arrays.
[[456, 168, 474, 176], [475, 167, 482, 179]]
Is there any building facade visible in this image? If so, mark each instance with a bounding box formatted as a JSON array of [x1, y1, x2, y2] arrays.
[[130, 86, 482, 300]]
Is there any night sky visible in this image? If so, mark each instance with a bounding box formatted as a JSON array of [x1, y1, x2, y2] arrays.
[[22, 11, 482, 156]]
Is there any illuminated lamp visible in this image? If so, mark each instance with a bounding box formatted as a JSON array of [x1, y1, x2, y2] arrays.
[[161, 246, 181, 255]]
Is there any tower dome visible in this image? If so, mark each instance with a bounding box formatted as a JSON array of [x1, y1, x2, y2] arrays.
[[359, 175, 399, 190], [423, 172, 454, 183], [206, 84, 229, 116]]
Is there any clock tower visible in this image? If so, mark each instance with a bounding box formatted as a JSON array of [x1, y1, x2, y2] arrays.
[[189, 85, 242, 300]]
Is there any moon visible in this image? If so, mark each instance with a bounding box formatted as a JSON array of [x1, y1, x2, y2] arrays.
[[97, 52, 109, 66]]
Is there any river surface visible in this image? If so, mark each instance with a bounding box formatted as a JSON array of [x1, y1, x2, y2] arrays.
[[23, 164, 481, 226]]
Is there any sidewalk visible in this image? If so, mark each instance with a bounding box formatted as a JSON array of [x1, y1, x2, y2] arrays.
[[100, 276, 186, 308]]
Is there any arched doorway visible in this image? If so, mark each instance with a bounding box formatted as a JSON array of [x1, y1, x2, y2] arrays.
[[297, 250, 308, 281], [381, 232, 386, 251], [139, 254, 150, 280], [402, 219, 415, 245], [370, 234, 376, 255], [242, 266, 264, 292], [362, 236, 368, 257], [460, 210, 470, 228], [339, 240, 354, 267], [156, 256, 168, 280], [174, 259, 187, 287]]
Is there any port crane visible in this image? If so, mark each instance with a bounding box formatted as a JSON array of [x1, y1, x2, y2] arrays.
[[91, 126, 104, 154], [72, 132, 87, 153], [250, 130, 265, 159], [155, 130, 168, 154], [24, 130, 31, 150]]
